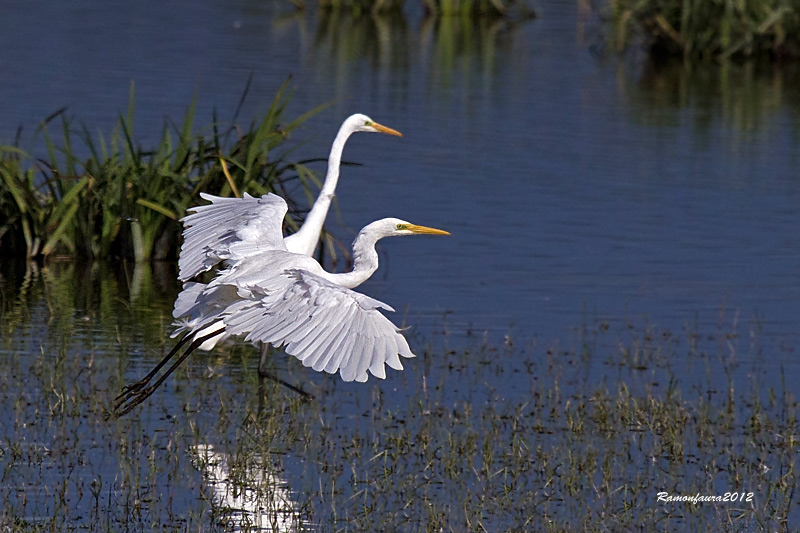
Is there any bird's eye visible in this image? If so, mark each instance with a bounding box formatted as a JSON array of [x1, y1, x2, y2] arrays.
[[396, 223, 408, 230]]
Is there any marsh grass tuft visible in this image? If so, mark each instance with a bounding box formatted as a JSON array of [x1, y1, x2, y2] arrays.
[[608, 0, 800, 60], [0, 79, 325, 261], [420, 0, 533, 17], [303, 0, 533, 18]]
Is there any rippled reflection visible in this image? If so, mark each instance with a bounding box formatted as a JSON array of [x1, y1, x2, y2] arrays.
[[621, 58, 800, 133], [191, 444, 305, 532]]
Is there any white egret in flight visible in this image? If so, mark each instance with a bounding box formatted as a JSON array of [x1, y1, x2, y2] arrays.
[[112, 192, 448, 416], [178, 113, 402, 282]]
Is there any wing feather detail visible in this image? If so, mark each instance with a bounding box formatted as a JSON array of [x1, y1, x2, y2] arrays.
[[173, 195, 419, 383], [178, 193, 288, 281], [218, 268, 415, 381]]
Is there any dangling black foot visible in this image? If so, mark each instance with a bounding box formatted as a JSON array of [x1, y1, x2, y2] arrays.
[[110, 326, 225, 418]]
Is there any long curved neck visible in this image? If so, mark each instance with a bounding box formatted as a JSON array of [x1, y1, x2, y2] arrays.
[[321, 228, 381, 289], [284, 125, 352, 256]]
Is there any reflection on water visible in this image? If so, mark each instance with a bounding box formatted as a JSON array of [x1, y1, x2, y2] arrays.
[[0, 259, 177, 357], [0, 258, 303, 529], [0, 257, 797, 529], [312, 10, 412, 71], [625, 58, 800, 133], [191, 444, 305, 532], [304, 8, 528, 101]]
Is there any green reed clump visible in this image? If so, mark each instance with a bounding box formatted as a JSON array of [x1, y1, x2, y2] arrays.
[[317, 0, 404, 15], [421, 0, 529, 17], [0, 80, 323, 261], [609, 0, 800, 60], [308, 0, 532, 18]]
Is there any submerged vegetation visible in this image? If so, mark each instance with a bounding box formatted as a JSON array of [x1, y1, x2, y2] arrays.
[[608, 0, 800, 60], [0, 260, 797, 530], [0, 80, 324, 261]]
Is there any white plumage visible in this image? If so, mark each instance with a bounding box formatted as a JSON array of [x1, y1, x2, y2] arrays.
[[178, 193, 287, 281], [178, 113, 402, 282], [172, 192, 448, 383], [113, 115, 424, 416]]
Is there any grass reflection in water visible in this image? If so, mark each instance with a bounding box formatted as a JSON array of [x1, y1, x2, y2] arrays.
[[0, 260, 796, 531]]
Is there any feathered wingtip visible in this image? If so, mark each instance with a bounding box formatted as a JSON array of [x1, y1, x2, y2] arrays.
[[170, 317, 193, 338]]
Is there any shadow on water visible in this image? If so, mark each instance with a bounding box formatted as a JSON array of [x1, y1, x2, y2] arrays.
[[0, 258, 797, 530]]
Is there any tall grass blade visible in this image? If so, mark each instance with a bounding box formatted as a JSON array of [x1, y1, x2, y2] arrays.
[[136, 198, 178, 220], [42, 201, 80, 256]]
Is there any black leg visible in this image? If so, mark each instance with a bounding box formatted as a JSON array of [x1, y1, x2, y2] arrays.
[[111, 326, 225, 418], [115, 331, 192, 399]]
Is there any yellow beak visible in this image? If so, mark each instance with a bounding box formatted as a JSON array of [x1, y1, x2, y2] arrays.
[[369, 121, 403, 137], [407, 224, 450, 236]]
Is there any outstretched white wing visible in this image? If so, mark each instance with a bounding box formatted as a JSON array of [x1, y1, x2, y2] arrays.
[[222, 268, 415, 382], [178, 192, 288, 281], [170, 281, 240, 349]]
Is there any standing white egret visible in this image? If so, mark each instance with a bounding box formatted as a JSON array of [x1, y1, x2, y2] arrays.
[[178, 113, 402, 282], [112, 192, 448, 416]]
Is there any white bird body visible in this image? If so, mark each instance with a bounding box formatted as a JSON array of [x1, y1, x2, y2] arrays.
[[178, 113, 402, 282], [171, 193, 448, 383], [112, 115, 423, 415]]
